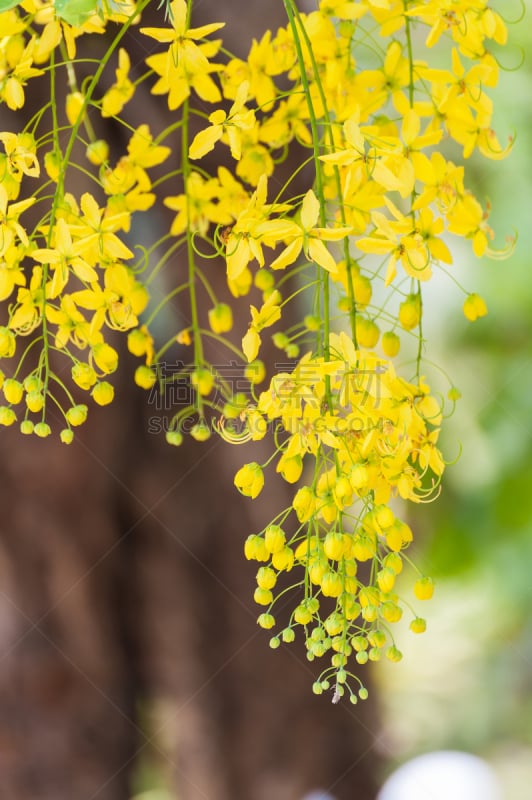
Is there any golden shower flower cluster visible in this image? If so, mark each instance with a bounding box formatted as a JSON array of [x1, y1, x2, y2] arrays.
[[0, 0, 515, 696], [236, 330, 442, 697]]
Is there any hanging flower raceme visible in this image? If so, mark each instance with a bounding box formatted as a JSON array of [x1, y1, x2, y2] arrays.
[[232, 330, 444, 698], [0, 0, 516, 699]]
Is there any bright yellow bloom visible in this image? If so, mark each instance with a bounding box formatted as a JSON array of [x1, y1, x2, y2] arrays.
[[189, 81, 255, 161], [0, 326, 16, 357], [72, 362, 97, 391], [127, 125, 170, 168], [358, 202, 431, 285], [259, 93, 311, 149], [234, 462, 264, 499], [65, 91, 86, 125], [0, 132, 40, 179], [242, 290, 282, 362], [68, 192, 134, 262], [414, 577, 435, 601], [208, 303, 233, 334], [141, 0, 224, 72], [222, 30, 278, 110], [8, 265, 43, 333], [45, 295, 91, 349], [101, 48, 135, 118], [0, 36, 43, 110], [463, 292, 487, 321], [269, 190, 350, 274], [142, 0, 224, 110], [66, 404, 88, 426], [164, 172, 228, 236], [224, 175, 291, 281], [32, 217, 98, 297]]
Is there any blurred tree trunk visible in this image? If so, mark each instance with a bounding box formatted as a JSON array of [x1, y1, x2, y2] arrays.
[[0, 2, 381, 798]]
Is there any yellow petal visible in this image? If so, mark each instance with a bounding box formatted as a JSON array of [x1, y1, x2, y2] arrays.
[[307, 238, 339, 274], [300, 189, 319, 230], [189, 124, 223, 160], [242, 327, 260, 362]]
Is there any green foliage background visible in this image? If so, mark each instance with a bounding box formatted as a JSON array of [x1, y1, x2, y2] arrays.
[[376, 6, 532, 796]]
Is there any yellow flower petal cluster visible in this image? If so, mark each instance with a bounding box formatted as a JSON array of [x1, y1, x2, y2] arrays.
[[0, 0, 515, 699], [0, 117, 166, 435], [240, 331, 444, 686]]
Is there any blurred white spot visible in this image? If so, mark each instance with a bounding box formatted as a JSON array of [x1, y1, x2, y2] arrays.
[[378, 751, 502, 800], [302, 791, 337, 800]]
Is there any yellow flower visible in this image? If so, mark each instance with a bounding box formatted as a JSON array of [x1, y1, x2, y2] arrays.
[[0, 326, 16, 357], [127, 125, 170, 168], [91, 342, 119, 374], [276, 452, 303, 484], [269, 189, 350, 274], [8, 266, 43, 333], [235, 138, 274, 187], [45, 295, 90, 349], [101, 48, 135, 118], [320, 112, 367, 170], [358, 202, 431, 285], [208, 303, 233, 334], [134, 365, 157, 389], [32, 217, 98, 296], [463, 293, 487, 321], [234, 462, 264, 499], [222, 30, 278, 110], [225, 175, 291, 281], [164, 172, 226, 236], [259, 93, 311, 149], [86, 139, 109, 166], [66, 91, 86, 125], [414, 577, 434, 601], [447, 192, 492, 257], [69, 192, 134, 262], [127, 325, 155, 363], [189, 81, 255, 160], [141, 0, 224, 73], [72, 362, 97, 390], [0, 132, 39, 184], [242, 290, 282, 362], [0, 246, 25, 304], [142, 0, 224, 110], [3, 378, 23, 405], [92, 381, 114, 406], [0, 407, 17, 426], [66, 404, 88, 426], [0, 37, 43, 110]]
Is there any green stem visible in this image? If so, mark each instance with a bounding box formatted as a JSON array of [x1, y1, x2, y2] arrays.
[[404, 0, 423, 380]]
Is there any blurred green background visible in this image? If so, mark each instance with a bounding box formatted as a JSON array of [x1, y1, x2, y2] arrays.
[[376, 5, 532, 798]]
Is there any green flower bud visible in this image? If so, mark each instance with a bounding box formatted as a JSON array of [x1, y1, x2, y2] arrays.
[[60, 429, 74, 445], [257, 613, 275, 630], [34, 422, 51, 438], [20, 419, 34, 435], [166, 430, 183, 446]]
